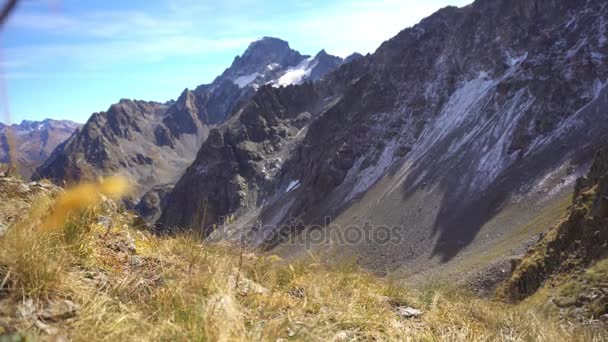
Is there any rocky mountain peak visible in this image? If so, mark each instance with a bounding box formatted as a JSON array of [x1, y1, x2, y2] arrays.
[[3, 119, 77, 132], [308, 49, 344, 82], [221, 37, 307, 82], [315, 49, 329, 58], [344, 52, 364, 64], [241, 37, 304, 64], [175, 89, 196, 109]]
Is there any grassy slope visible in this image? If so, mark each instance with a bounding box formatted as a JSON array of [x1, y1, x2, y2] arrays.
[[0, 179, 606, 341]]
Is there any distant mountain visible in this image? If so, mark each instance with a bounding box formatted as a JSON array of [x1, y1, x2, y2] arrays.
[[36, 37, 348, 222], [0, 119, 81, 179], [344, 52, 364, 64], [216, 37, 347, 92], [158, 0, 608, 279]]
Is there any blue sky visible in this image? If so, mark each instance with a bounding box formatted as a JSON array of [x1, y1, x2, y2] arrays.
[[1, 0, 470, 124]]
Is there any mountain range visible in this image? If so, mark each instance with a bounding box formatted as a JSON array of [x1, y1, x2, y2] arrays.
[[34, 38, 357, 221], [12, 0, 607, 295], [0, 119, 81, 179], [158, 0, 608, 278]]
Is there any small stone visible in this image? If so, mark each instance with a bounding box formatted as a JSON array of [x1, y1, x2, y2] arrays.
[[229, 272, 269, 296], [125, 236, 137, 253], [40, 300, 79, 322], [333, 331, 349, 341], [84, 272, 110, 289], [16, 184, 30, 195], [395, 306, 422, 319], [16, 299, 36, 319], [129, 256, 143, 267], [34, 319, 59, 335]]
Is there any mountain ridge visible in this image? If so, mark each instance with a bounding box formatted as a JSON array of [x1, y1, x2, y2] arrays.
[[35, 37, 349, 222]]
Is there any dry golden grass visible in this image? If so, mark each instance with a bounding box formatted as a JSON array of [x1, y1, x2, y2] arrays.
[[42, 176, 130, 231], [0, 181, 606, 341]]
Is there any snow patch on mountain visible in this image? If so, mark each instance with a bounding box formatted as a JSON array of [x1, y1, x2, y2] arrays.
[[234, 73, 261, 88], [286, 180, 301, 192], [266, 63, 280, 71], [272, 57, 318, 87]]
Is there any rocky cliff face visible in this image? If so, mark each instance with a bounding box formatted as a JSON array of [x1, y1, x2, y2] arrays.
[[36, 37, 346, 221], [0, 119, 81, 179], [159, 0, 608, 273], [36, 99, 204, 208], [502, 145, 608, 297], [499, 145, 608, 320]]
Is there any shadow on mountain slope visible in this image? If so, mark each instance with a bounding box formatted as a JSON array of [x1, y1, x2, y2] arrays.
[[398, 83, 608, 262]]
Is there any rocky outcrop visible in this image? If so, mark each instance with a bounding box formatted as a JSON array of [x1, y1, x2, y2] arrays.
[[307, 50, 344, 82], [500, 146, 608, 302], [159, 0, 608, 274], [158, 83, 322, 234], [0, 119, 81, 179], [35, 99, 201, 207]]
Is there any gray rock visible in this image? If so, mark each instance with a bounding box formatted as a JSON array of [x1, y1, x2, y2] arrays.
[[15, 299, 36, 319], [110, 236, 137, 254], [129, 256, 143, 267], [395, 306, 422, 319], [16, 183, 30, 195], [34, 319, 58, 335], [125, 236, 137, 253], [83, 271, 110, 289], [40, 299, 79, 322]]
